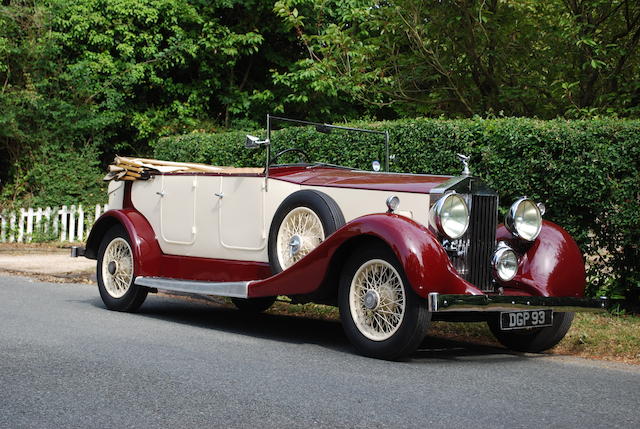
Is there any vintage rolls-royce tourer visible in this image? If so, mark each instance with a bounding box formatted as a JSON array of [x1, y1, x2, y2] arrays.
[[76, 116, 606, 360]]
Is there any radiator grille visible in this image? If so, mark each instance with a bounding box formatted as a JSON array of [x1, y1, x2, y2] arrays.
[[447, 194, 498, 292]]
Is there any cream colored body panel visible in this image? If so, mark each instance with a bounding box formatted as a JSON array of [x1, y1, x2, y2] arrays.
[[300, 185, 430, 227], [219, 176, 266, 250], [129, 174, 430, 262], [160, 175, 197, 244], [107, 181, 125, 210], [131, 175, 299, 261]]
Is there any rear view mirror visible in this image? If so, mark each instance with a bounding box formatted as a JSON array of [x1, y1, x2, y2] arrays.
[[245, 135, 269, 149]]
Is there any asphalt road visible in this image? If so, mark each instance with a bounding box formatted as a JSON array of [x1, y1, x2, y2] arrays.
[[1, 274, 639, 428]]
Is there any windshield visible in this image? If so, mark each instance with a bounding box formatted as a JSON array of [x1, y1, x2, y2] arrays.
[[263, 116, 390, 173]]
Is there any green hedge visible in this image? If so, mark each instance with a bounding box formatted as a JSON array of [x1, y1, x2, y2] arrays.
[[153, 118, 640, 303]]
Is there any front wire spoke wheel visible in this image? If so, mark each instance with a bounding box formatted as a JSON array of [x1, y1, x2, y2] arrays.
[[349, 259, 406, 342], [339, 245, 431, 360]]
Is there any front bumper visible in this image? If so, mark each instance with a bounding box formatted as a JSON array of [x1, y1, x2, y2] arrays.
[[428, 293, 607, 313]]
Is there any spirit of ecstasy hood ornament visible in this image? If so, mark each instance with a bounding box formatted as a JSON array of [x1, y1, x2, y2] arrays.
[[457, 153, 471, 176]]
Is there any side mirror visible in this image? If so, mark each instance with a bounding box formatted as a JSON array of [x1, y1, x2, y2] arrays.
[[245, 135, 269, 149]]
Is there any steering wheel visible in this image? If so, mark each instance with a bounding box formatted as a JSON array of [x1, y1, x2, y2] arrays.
[[270, 148, 311, 165]]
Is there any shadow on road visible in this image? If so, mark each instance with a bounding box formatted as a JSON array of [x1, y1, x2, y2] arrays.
[[413, 338, 540, 363], [87, 292, 543, 363], [88, 293, 351, 352]]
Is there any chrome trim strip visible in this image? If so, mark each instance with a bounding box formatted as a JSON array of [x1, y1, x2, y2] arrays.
[[135, 276, 250, 298], [429, 175, 498, 196], [428, 292, 607, 313], [429, 176, 469, 195]]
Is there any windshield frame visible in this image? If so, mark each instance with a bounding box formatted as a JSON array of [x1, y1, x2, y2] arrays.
[[263, 115, 390, 180]]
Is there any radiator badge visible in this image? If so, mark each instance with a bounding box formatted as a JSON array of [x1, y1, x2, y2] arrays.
[[457, 153, 471, 176]]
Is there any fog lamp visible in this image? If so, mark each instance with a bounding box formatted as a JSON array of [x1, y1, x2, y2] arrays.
[[492, 243, 519, 281]]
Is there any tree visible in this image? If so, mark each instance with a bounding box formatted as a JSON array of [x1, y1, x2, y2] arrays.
[[272, 0, 640, 118], [0, 0, 311, 204]]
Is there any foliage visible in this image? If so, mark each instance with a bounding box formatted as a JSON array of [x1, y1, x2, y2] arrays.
[[0, 0, 315, 206], [0, 1, 639, 300], [25, 143, 104, 207], [154, 118, 640, 303], [274, 0, 640, 118], [3, 0, 640, 206]]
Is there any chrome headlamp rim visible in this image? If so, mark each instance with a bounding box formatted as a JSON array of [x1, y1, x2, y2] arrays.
[[505, 197, 543, 242], [492, 243, 519, 282], [429, 192, 470, 240]]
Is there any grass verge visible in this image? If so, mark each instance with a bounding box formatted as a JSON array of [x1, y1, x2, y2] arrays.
[[267, 301, 640, 364]]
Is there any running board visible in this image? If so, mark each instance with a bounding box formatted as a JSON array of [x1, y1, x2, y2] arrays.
[[134, 276, 250, 298]]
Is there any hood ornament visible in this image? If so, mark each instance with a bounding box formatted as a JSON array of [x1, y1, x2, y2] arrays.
[[457, 153, 471, 176]]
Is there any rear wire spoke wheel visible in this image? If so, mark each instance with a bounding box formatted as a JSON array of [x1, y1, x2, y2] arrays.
[[268, 190, 345, 274], [101, 238, 133, 298], [97, 225, 148, 312], [339, 244, 430, 360], [276, 207, 325, 270]]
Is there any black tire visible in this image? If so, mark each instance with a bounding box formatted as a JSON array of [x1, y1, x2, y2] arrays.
[[338, 243, 431, 360], [97, 224, 148, 312], [268, 190, 345, 273], [231, 296, 277, 313], [488, 311, 575, 353]]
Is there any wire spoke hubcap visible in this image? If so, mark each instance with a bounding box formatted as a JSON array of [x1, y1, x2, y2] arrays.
[[289, 235, 302, 256], [363, 290, 380, 310], [276, 207, 325, 269], [102, 237, 133, 299], [349, 259, 406, 341]]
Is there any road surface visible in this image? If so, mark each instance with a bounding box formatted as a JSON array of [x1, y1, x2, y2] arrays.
[[1, 274, 638, 428]]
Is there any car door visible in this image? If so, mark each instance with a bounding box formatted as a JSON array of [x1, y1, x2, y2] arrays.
[[160, 175, 197, 244], [218, 176, 266, 251]]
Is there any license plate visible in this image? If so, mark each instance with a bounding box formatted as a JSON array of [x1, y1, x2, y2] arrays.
[[499, 310, 553, 330]]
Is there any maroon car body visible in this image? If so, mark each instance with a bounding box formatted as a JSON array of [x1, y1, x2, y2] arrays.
[[80, 119, 605, 360]]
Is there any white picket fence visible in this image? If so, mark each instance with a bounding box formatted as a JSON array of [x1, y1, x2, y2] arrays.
[[0, 204, 108, 243]]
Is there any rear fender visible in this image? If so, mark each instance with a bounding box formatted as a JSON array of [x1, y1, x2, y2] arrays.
[[85, 209, 162, 276], [248, 213, 481, 299]]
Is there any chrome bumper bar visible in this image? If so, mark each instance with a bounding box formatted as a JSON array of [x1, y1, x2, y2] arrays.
[[70, 246, 86, 258], [428, 293, 607, 313]]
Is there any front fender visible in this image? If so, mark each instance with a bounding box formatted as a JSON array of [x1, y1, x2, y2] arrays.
[[248, 213, 481, 299], [497, 220, 586, 297], [85, 209, 162, 277]]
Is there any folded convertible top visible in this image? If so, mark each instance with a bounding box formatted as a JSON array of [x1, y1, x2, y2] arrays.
[[103, 156, 263, 181]]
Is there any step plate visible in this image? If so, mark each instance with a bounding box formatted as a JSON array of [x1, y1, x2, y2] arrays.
[[135, 276, 249, 298]]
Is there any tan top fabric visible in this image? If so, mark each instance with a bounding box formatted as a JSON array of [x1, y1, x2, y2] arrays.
[[103, 156, 263, 181]]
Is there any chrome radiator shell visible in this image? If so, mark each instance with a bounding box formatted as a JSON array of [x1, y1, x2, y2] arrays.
[[430, 176, 499, 292]]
